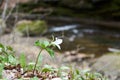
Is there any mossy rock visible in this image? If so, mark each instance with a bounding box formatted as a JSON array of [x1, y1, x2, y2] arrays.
[[15, 20, 47, 36]]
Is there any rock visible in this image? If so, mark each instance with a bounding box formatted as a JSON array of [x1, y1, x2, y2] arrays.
[[63, 51, 94, 62], [15, 20, 47, 36], [91, 54, 120, 80], [0, 19, 6, 35]]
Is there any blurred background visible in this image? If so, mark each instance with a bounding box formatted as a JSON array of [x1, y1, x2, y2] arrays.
[[0, 0, 120, 79]]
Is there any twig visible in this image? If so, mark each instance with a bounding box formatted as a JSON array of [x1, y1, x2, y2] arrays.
[[4, 5, 15, 22], [26, 25, 30, 42], [2, 0, 8, 20], [11, 0, 19, 43]]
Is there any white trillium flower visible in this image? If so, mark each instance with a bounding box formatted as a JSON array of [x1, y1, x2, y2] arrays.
[[51, 38, 63, 49]]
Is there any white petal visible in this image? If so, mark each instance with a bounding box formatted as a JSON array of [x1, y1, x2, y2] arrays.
[[54, 38, 63, 45], [56, 44, 61, 49], [51, 38, 63, 50]]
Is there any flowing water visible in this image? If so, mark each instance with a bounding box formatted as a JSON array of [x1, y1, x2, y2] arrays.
[[46, 23, 120, 57]]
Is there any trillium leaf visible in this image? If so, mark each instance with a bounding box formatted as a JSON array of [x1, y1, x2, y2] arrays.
[[35, 40, 49, 48], [46, 48, 54, 58], [43, 41, 49, 47], [34, 40, 41, 46]]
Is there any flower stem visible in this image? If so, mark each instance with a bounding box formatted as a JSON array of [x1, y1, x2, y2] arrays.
[[33, 49, 43, 75]]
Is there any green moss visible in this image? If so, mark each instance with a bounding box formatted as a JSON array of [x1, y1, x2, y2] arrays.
[[15, 20, 47, 36]]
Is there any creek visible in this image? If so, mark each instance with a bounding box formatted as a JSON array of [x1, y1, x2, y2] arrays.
[[45, 20, 120, 57], [7, 15, 120, 57]]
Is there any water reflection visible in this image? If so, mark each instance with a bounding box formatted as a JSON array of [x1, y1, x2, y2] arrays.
[[49, 24, 78, 32]]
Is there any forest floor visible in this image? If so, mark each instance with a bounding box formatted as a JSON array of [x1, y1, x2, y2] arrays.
[[0, 33, 94, 69]]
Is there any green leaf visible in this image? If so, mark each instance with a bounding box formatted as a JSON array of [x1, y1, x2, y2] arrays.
[[34, 40, 41, 46], [27, 62, 35, 70], [30, 77, 39, 80], [8, 55, 18, 65], [0, 43, 4, 49], [35, 40, 49, 49], [0, 55, 8, 63], [19, 54, 26, 68], [42, 68, 52, 72], [43, 40, 49, 47], [42, 65, 53, 72], [7, 46, 13, 51], [76, 69, 80, 75], [46, 48, 54, 58], [0, 43, 4, 53], [0, 63, 4, 78]]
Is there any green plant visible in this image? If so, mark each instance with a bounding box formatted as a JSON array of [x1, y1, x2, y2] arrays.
[[0, 40, 108, 80], [0, 63, 4, 78], [0, 43, 18, 65], [19, 53, 27, 69], [33, 37, 63, 74], [68, 68, 108, 80], [0, 43, 18, 78]]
